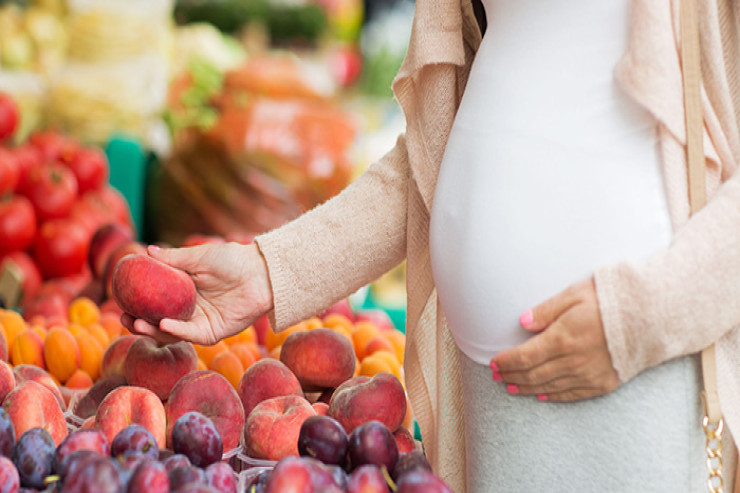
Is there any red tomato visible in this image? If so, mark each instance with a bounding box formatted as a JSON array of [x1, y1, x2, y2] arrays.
[[28, 130, 77, 162], [69, 199, 108, 239], [0, 148, 19, 194], [25, 162, 78, 221], [0, 92, 19, 141], [12, 144, 42, 193], [34, 218, 89, 278], [62, 147, 108, 193], [81, 187, 133, 229], [0, 195, 36, 252], [0, 251, 42, 306]]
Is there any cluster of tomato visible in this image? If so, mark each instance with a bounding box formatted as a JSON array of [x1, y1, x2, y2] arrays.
[[0, 92, 133, 310]]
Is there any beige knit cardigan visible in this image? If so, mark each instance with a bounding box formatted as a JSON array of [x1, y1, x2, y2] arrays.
[[256, 1, 740, 491]]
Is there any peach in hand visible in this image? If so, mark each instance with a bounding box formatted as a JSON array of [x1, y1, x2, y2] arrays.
[[111, 254, 196, 325]]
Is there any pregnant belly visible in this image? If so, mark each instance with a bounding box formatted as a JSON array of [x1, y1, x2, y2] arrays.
[[430, 123, 672, 365]]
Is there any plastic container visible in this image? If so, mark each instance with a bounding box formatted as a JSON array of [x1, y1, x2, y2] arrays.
[[238, 466, 273, 492]]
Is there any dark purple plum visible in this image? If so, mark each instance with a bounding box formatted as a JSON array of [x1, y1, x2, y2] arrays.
[[110, 425, 158, 461], [0, 456, 20, 493], [158, 449, 174, 461], [298, 416, 348, 466], [205, 462, 236, 493], [168, 465, 206, 491], [392, 450, 432, 481], [55, 430, 109, 472], [163, 454, 190, 473], [113, 453, 148, 488], [347, 421, 398, 472], [174, 485, 217, 493], [12, 428, 55, 489], [396, 470, 452, 493], [61, 456, 121, 493], [128, 460, 168, 493], [246, 469, 271, 493], [58, 450, 101, 481], [347, 464, 389, 493], [0, 408, 15, 458], [171, 412, 222, 468]]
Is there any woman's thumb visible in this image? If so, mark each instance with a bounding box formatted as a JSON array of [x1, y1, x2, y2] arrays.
[[147, 245, 201, 272], [522, 288, 577, 333]]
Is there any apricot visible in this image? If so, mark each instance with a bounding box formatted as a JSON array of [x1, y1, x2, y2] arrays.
[[223, 326, 256, 346], [351, 322, 380, 360], [98, 313, 123, 341], [75, 332, 104, 381], [85, 323, 110, 349], [66, 369, 93, 389], [11, 329, 45, 368], [322, 313, 354, 334], [0, 310, 25, 355], [112, 254, 196, 325], [229, 343, 257, 371], [68, 297, 100, 326], [210, 351, 244, 389], [43, 327, 81, 383], [194, 341, 229, 368], [383, 330, 406, 364], [280, 328, 356, 390], [265, 323, 306, 352]]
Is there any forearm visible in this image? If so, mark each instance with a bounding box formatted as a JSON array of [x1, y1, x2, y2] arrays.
[[255, 135, 410, 330], [596, 169, 740, 382]]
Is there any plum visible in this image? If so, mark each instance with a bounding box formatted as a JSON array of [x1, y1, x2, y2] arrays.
[[128, 460, 168, 493], [246, 469, 271, 492], [205, 462, 237, 493], [163, 454, 191, 473], [0, 408, 15, 458], [298, 415, 348, 466], [113, 453, 148, 488], [171, 412, 223, 467], [168, 465, 206, 491], [58, 450, 101, 481], [158, 449, 174, 461], [12, 428, 55, 489], [55, 430, 109, 471], [347, 464, 389, 493], [396, 470, 452, 493], [110, 425, 158, 460], [0, 456, 20, 493], [347, 421, 398, 472], [62, 457, 121, 493], [392, 450, 432, 481]]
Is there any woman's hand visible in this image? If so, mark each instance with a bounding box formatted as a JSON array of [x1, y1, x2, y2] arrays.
[[489, 278, 621, 402], [121, 242, 274, 346]]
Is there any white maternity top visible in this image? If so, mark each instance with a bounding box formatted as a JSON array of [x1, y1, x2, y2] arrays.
[[430, 0, 673, 365]]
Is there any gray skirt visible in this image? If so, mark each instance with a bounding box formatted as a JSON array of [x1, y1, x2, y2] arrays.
[[459, 349, 710, 492]]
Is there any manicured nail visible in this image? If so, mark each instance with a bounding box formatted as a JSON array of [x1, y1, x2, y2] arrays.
[[492, 371, 502, 382], [489, 361, 499, 371], [148, 245, 161, 252], [537, 393, 549, 401], [506, 384, 519, 394], [519, 310, 534, 328]]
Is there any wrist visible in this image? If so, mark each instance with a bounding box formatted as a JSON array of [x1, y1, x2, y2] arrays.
[[247, 242, 275, 314]]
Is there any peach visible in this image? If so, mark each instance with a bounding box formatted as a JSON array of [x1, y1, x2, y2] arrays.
[[328, 372, 407, 433], [393, 426, 416, 454], [237, 359, 303, 419], [280, 328, 356, 390], [88, 223, 135, 279], [253, 314, 271, 346], [101, 334, 137, 379], [3, 381, 67, 445], [0, 360, 14, 403], [112, 254, 196, 325], [12, 364, 65, 410], [102, 242, 146, 299], [0, 331, 6, 362], [74, 375, 127, 419], [244, 395, 316, 460], [96, 386, 167, 449], [124, 338, 197, 400], [312, 402, 329, 416], [22, 292, 68, 322], [166, 370, 244, 451]]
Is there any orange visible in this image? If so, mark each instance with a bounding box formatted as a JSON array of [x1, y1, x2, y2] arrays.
[[85, 323, 110, 350], [223, 326, 257, 346], [194, 341, 229, 368], [44, 327, 81, 383], [75, 332, 104, 381], [66, 369, 93, 389], [265, 323, 305, 352], [229, 343, 257, 371], [99, 314, 123, 341], [0, 311, 26, 355], [11, 329, 45, 368], [322, 314, 353, 334], [383, 330, 406, 364], [351, 322, 380, 360], [68, 297, 101, 327], [210, 351, 244, 389]]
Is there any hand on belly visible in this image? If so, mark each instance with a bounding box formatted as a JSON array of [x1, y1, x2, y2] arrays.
[[488, 278, 621, 402]]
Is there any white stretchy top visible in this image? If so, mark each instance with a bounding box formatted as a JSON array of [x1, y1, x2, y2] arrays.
[[429, 0, 673, 365]]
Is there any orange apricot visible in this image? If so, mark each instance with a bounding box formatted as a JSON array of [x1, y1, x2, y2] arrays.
[[210, 351, 244, 389], [303, 317, 323, 330], [31, 325, 47, 343], [363, 335, 395, 358], [66, 323, 87, 339], [75, 332, 104, 381], [66, 369, 94, 389], [194, 341, 229, 368], [229, 343, 257, 371], [383, 330, 406, 364], [223, 326, 257, 346], [264, 323, 305, 352], [267, 346, 282, 360], [197, 358, 207, 371], [10, 329, 45, 368], [371, 350, 402, 380], [351, 322, 380, 360], [68, 297, 101, 326], [99, 314, 123, 341], [322, 314, 353, 334], [402, 393, 413, 430], [358, 355, 393, 378], [0, 311, 26, 355], [44, 327, 81, 383], [85, 323, 110, 350]]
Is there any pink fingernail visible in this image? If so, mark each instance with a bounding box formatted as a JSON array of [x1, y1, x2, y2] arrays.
[[537, 393, 549, 401], [519, 310, 534, 328], [506, 384, 519, 394], [489, 361, 499, 371], [148, 245, 161, 252], [492, 371, 502, 382]]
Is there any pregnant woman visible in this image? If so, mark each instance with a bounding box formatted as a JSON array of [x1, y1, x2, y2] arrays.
[[124, 0, 740, 491]]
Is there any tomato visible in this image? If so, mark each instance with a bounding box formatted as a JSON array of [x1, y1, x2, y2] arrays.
[[0, 92, 19, 141], [0, 251, 42, 307], [69, 199, 108, 240], [12, 144, 42, 193], [28, 130, 77, 162], [33, 218, 89, 278], [0, 148, 19, 194], [25, 162, 78, 221], [81, 187, 133, 229], [61, 147, 108, 193], [0, 195, 36, 252]]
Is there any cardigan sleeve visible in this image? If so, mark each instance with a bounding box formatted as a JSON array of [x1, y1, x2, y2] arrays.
[[254, 134, 410, 331], [595, 166, 740, 383]]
